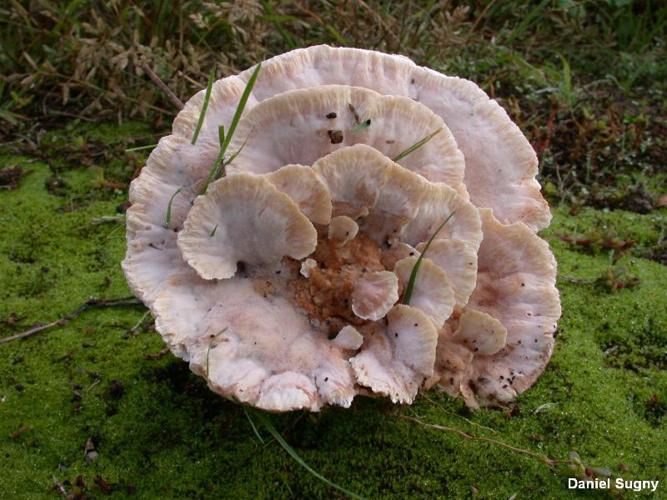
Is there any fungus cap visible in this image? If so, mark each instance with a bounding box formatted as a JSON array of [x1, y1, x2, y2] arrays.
[[177, 173, 318, 280], [328, 215, 359, 245], [350, 305, 438, 404], [332, 325, 364, 351], [266, 164, 332, 225], [432, 210, 560, 407], [227, 85, 467, 199], [351, 270, 400, 321]]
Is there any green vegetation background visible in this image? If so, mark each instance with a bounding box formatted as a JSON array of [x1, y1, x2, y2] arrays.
[[0, 1, 665, 498]]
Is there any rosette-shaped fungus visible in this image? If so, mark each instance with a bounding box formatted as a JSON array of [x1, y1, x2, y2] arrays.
[[123, 46, 560, 411]]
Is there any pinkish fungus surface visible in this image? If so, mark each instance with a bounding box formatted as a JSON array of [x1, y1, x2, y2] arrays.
[[123, 46, 560, 412]]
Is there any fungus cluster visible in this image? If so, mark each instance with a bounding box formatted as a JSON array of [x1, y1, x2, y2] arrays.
[[123, 46, 561, 411]]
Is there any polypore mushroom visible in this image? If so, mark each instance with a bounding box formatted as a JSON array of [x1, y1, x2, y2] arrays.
[[123, 46, 560, 412]]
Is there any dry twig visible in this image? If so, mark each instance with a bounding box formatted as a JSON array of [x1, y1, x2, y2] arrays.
[[142, 64, 184, 110], [399, 415, 555, 466], [0, 297, 142, 345]]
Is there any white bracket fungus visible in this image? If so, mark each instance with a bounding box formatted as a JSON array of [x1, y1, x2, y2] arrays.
[[123, 46, 560, 411]]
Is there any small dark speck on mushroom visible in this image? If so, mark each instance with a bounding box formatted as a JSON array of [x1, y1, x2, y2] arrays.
[[394, 333, 398, 337], [348, 103, 360, 122], [275, 270, 281, 274], [327, 129, 343, 144], [409, 252, 415, 256], [324, 377, 329, 382], [474, 347, 479, 352], [414, 323, 418, 327], [326, 112, 337, 119]]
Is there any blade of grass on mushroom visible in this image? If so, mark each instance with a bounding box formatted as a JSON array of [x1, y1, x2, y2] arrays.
[[220, 63, 261, 154], [254, 411, 366, 500], [218, 132, 251, 176], [199, 125, 225, 195], [402, 210, 456, 305], [350, 118, 371, 133], [125, 143, 157, 153], [206, 327, 227, 377], [198, 63, 261, 195], [163, 187, 183, 229], [191, 67, 216, 145], [392, 128, 442, 162]]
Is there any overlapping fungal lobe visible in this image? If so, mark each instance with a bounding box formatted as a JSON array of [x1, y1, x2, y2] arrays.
[[123, 45, 561, 412], [429, 210, 561, 408], [235, 45, 550, 229], [177, 172, 318, 280], [226, 85, 468, 200], [130, 140, 480, 411]]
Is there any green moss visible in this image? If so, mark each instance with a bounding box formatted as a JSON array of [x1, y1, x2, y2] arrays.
[[0, 160, 665, 499]]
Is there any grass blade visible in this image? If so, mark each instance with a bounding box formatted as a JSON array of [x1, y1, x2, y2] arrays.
[[163, 187, 183, 229], [392, 128, 442, 162], [223, 133, 251, 168], [254, 412, 365, 500], [402, 210, 456, 304], [220, 63, 261, 158], [242, 407, 265, 444], [125, 143, 157, 152], [504, 0, 549, 45], [198, 64, 261, 195], [198, 125, 226, 196], [351, 118, 371, 133], [191, 67, 216, 145]]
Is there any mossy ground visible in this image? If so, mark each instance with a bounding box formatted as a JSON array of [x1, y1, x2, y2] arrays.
[[0, 135, 665, 499]]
